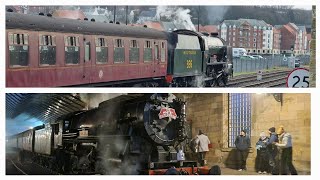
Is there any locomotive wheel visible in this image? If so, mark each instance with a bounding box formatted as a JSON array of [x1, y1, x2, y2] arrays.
[[207, 79, 217, 87], [70, 155, 79, 174], [217, 76, 227, 87]]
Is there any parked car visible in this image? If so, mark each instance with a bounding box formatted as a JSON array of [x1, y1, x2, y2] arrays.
[[251, 55, 266, 59], [240, 55, 256, 60]]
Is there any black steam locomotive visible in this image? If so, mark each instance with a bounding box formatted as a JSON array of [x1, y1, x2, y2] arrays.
[[7, 94, 214, 175]]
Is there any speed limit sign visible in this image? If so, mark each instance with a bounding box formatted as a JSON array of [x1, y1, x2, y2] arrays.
[[286, 68, 309, 88]]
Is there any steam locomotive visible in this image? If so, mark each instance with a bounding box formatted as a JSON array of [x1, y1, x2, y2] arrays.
[[6, 11, 232, 87], [7, 94, 216, 175]]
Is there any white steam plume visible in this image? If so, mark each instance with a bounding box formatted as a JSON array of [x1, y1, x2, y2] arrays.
[[156, 6, 196, 31]]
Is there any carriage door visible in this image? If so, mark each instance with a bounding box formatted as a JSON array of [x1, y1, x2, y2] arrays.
[[153, 41, 160, 76], [83, 35, 93, 84]]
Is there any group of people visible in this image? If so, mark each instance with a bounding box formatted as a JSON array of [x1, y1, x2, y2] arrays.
[[235, 126, 298, 175]]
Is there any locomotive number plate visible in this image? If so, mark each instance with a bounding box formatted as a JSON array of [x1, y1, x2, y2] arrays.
[[159, 108, 177, 120], [79, 130, 88, 137]]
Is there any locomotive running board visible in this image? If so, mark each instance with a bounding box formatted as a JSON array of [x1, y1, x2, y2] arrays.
[[203, 77, 214, 81]]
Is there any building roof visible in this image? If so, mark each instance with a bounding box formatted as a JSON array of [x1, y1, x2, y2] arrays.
[[222, 20, 242, 27], [297, 25, 306, 32], [143, 21, 164, 31], [52, 10, 86, 20], [196, 25, 218, 34], [288, 22, 299, 31], [222, 19, 268, 27], [274, 25, 283, 29], [239, 19, 268, 27], [283, 24, 296, 35]]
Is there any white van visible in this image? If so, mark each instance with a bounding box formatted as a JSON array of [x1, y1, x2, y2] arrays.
[[232, 48, 247, 58]]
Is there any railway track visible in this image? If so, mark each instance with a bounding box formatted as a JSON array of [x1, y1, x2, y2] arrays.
[[7, 157, 60, 175], [228, 70, 291, 87]]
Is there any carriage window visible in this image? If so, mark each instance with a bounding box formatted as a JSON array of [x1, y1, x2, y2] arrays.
[[39, 35, 56, 66], [96, 37, 108, 64], [129, 40, 139, 63], [144, 40, 152, 62], [115, 39, 124, 48], [160, 42, 166, 62], [8, 33, 29, 67], [114, 39, 125, 63], [64, 36, 80, 65], [130, 40, 138, 48]]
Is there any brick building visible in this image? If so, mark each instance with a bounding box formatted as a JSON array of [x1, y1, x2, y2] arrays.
[[219, 19, 273, 54], [272, 27, 281, 54], [279, 23, 308, 55], [177, 93, 311, 174]]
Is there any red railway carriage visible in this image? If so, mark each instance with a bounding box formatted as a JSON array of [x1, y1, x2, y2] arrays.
[[6, 12, 168, 87]]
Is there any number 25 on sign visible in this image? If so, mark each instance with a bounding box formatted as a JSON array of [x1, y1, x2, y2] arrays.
[[186, 60, 192, 69], [286, 68, 309, 88]]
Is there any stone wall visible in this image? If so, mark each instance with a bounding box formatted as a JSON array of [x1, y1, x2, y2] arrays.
[[180, 93, 311, 174]]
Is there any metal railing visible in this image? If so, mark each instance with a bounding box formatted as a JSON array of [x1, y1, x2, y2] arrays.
[[232, 54, 310, 73]]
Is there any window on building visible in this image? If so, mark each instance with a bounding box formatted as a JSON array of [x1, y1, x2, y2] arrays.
[[254, 33, 257, 36], [228, 93, 252, 147], [253, 43, 256, 47], [8, 33, 29, 67], [233, 32, 235, 36], [39, 35, 56, 65], [65, 36, 80, 64], [96, 37, 108, 64], [232, 43, 235, 46], [253, 38, 256, 42]]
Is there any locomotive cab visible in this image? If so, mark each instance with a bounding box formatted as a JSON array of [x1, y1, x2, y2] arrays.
[[202, 35, 232, 87]]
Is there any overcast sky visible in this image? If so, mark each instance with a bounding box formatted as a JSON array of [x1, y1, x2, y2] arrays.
[[293, 5, 312, 10]]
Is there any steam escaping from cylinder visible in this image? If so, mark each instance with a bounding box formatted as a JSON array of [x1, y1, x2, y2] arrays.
[[156, 6, 196, 31]]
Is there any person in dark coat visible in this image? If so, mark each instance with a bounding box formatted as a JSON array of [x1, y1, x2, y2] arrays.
[[256, 131, 269, 174], [266, 127, 279, 174], [235, 129, 251, 171]]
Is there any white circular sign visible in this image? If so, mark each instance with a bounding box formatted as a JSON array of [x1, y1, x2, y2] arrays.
[[286, 68, 309, 88]]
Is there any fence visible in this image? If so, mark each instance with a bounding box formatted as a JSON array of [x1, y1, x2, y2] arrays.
[[232, 55, 310, 74]]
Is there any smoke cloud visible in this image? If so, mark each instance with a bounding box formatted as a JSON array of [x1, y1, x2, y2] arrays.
[[156, 6, 196, 31]]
